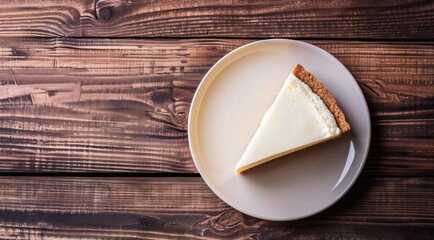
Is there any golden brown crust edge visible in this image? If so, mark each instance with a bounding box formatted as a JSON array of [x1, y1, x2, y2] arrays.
[[292, 64, 351, 133]]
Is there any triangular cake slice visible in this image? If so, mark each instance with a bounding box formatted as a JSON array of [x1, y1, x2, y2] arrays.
[[235, 64, 350, 174]]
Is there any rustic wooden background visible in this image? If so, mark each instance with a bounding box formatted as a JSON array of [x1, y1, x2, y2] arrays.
[[0, 0, 433, 239]]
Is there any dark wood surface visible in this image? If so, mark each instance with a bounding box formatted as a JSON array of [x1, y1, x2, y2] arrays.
[[0, 1, 433, 239], [0, 0, 433, 39], [0, 177, 433, 239]]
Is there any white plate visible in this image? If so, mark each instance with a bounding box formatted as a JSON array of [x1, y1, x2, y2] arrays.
[[188, 39, 371, 221]]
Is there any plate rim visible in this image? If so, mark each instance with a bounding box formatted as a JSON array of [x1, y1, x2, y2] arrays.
[[188, 38, 371, 221]]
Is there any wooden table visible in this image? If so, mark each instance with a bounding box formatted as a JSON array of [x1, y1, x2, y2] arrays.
[[0, 1, 433, 239]]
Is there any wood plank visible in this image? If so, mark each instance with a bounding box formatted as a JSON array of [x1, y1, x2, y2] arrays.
[[0, 0, 433, 39], [0, 38, 433, 174], [0, 176, 432, 239]]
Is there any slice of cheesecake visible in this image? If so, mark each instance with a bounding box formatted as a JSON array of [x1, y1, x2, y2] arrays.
[[235, 64, 350, 174]]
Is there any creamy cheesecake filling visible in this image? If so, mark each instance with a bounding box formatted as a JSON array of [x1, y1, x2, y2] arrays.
[[287, 73, 340, 136], [235, 73, 341, 174]]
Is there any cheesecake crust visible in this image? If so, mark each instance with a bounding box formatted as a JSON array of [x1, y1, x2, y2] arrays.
[[292, 64, 351, 133]]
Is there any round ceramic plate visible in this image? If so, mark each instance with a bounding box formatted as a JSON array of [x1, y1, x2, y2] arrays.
[[188, 39, 371, 221]]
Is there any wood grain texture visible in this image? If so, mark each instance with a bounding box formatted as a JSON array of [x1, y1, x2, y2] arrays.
[[0, 176, 432, 239], [0, 0, 433, 39], [0, 38, 433, 174]]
